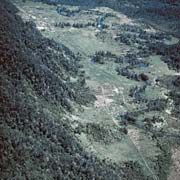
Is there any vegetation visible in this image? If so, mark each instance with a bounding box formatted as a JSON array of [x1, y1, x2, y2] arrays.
[[1, 0, 179, 179], [0, 1, 124, 179], [55, 21, 96, 28]]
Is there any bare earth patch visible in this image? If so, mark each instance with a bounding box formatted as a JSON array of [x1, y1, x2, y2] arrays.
[[94, 84, 119, 107], [168, 147, 180, 180], [95, 95, 114, 107], [128, 128, 140, 147]]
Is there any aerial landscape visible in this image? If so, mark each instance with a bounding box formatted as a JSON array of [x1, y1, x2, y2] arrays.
[[0, 0, 180, 179]]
